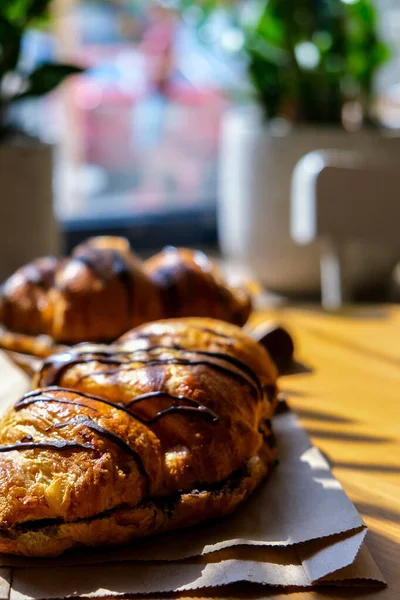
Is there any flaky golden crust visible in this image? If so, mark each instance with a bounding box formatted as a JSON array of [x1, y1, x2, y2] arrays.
[[145, 247, 252, 326], [0, 318, 277, 556], [118, 318, 278, 416], [0, 442, 275, 557], [0, 241, 253, 357]]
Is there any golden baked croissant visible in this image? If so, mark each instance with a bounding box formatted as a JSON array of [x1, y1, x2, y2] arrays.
[[0, 238, 252, 357], [145, 246, 252, 325], [0, 318, 277, 557]]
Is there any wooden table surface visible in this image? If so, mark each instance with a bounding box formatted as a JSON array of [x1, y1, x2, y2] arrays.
[[243, 304, 400, 599]]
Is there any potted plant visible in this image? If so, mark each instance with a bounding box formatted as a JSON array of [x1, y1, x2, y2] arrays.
[[178, 0, 398, 295], [0, 0, 82, 281]]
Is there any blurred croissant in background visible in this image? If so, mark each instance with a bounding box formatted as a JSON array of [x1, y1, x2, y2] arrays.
[[0, 237, 252, 357]]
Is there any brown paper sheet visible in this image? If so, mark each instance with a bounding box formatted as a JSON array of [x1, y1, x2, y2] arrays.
[[5, 542, 385, 600], [0, 352, 385, 598]]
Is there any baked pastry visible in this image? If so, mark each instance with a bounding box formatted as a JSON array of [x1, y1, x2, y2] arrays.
[[0, 239, 252, 357], [145, 246, 252, 325], [0, 256, 67, 357], [0, 236, 162, 353], [0, 318, 278, 556]]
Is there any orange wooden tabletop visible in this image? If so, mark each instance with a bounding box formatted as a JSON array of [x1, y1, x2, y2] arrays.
[[243, 304, 400, 599]]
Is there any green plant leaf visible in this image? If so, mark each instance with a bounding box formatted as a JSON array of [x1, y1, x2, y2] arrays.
[[174, 0, 391, 125], [347, 51, 368, 77], [1, 0, 51, 26], [371, 40, 391, 68], [246, 33, 289, 67], [1, 0, 30, 24], [26, 0, 52, 21], [313, 31, 333, 53], [0, 16, 22, 73], [257, 12, 285, 47], [357, 2, 376, 27], [14, 62, 83, 100]]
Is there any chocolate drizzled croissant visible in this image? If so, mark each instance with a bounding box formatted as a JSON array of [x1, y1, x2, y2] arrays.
[[145, 246, 252, 325], [0, 238, 252, 357], [0, 318, 277, 556]]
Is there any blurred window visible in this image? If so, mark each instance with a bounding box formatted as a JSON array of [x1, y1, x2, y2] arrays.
[[53, 0, 242, 250], [15, 0, 400, 251]]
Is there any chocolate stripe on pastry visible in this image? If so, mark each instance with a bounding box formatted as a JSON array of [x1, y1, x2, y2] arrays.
[[40, 353, 123, 387], [48, 415, 150, 487], [110, 251, 135, 313], [133, 347, 261, 395], [15, 388, 219, 425], [149, 267, 180, 315], [11, 385, 220, 490], [130, 325, 233, 342], [40, 347, 262, 398], [0, 440, 96, 453], [15, 389, 99, 413], [125, 391, 219, 423], [77, 358, 259, 398], [192, 326, 232, 339], [74, 248, 134, 314], [78, 345, 261, 394]]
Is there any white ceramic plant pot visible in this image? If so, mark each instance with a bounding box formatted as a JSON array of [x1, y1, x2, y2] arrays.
[[218, 106, 400, 296], [0, 140, 59, 282]]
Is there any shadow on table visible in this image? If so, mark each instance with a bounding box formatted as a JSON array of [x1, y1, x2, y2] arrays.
[[157, 580, 385, 598], [333, 462, 400, 475], [305, 429, 391, 444], [281, 360, 315, 376], [315, 445, 400, 474], [356, 501, 400, 524], [294, 407, 353, 424]]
